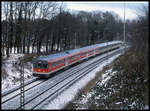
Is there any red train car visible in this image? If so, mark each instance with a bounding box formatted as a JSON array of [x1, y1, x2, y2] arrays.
[[33, 41, 123, 77]]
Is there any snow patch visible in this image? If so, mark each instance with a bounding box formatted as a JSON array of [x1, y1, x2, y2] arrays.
[[2, 54, 33, 91]]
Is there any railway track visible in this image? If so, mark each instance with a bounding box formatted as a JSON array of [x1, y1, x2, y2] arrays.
[[1, 47, 125, 109]]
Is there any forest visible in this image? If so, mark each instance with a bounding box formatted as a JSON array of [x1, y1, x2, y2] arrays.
[[1, 1, 148, 66], [1, 2, 125, 57]]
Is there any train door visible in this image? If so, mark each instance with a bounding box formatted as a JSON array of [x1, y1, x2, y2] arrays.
[[94, 49, 96, 56], [65, 57, 68, 66], [86, 52, 89, 60]]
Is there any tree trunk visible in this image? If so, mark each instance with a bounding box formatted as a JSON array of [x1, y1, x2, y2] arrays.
[[51, 32, 55, 52], [46, 35, 49, 53], [6, 2, 9, 57]]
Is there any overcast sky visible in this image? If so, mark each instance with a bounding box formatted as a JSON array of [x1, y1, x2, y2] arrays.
[[64, 1, 148, 20]]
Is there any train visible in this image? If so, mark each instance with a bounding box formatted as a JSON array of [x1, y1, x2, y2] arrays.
[[32, 41, 123, 77]]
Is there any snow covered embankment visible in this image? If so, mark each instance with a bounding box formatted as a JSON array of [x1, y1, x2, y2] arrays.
[[2, 54, 33, 91], [42, 53, 122, 109]]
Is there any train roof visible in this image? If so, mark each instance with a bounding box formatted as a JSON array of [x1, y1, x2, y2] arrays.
[[34, 45, 96, 62], [34, 52, 68, 62], [34, 41, 122, 62], [78, 44, 97, 52], [96, 41, 122, 47]]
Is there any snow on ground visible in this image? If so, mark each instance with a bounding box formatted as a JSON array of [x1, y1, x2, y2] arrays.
[[74, 68, 118, 109], [1, 45, 74, 91], [2, 54, 33, 91], [42, 53, 123, 109], [2, 46, 49, 91], [97, 69, 117, 86]]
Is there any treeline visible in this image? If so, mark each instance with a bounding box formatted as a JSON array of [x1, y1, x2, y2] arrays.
[[2, 2, 124, 57], [126, 5, 148, 58]]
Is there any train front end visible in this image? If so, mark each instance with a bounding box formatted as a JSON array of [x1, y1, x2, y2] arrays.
[[33, 59, 50, 78]]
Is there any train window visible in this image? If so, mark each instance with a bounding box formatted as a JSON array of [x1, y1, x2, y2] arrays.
[[71, 55, 78, 60], [56, 61, 60, 65], [55, 62, 57, 66], [51, 59, 64, 67], [51, 63, 55, 68], [89, 50, 92, 53], [75, 55, 77, 58], [43, 64, 48, 69], [60, 59, 64, 64], [58, 61, 61, 64], [54, 61, 58, 66], [66, 51, 70, 54], [84, 52, 87, 55], [38, 62, 42, 68], [58, 60, 61, 64], [99, 47, 103, 50], [70, 56, 74, 60], [72, 56, 75, 59], [33, 63, 37, 67], [54, 60, 63, 66]]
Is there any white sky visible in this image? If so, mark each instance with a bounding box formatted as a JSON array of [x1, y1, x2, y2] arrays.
[[1, 2, 148, 21], [64, 1, 148, 20]]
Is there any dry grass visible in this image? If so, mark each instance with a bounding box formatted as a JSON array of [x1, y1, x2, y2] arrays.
[[64, 63, 113, 109], [64, 48, 149, 109], [81, 65, 111, 94]]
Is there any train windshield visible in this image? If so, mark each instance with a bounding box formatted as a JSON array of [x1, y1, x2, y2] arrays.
[[33, 61, 49, 69], [43, 64, 48, 68]]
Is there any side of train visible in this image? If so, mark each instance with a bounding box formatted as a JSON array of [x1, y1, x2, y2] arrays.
[[33, 41, 123, 77]]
